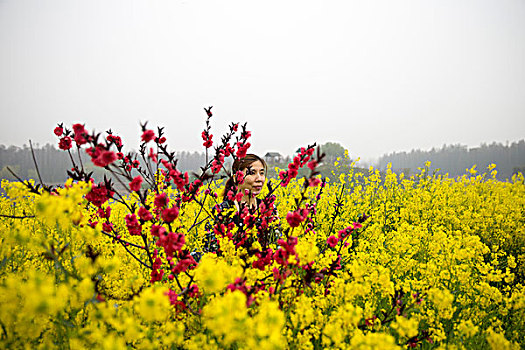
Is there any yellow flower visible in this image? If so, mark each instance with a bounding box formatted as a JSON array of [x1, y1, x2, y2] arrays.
[[392, 315, 419, 339], [193, 254, 242, 294], [134, 286, 171, 322]]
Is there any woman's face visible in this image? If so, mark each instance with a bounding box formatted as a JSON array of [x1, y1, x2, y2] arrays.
[[239, 160, 266, 197]]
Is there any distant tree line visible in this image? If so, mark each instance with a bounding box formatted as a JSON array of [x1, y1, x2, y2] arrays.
[[0, 144, 73, 183], [3, 140, 522, 184], [377, 140, 525, 180]]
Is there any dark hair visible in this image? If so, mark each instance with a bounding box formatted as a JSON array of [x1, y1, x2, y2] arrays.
[[223, 154, 267, 199]]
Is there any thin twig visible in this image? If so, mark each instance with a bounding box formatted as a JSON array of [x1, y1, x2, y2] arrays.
[[120, 241, 151, 269], [76, 144, 85, 173], [6, 167, 40, 194], [29, 140, 45, 188], [100, 230, 145, 249], [0, 214, 35, 219]]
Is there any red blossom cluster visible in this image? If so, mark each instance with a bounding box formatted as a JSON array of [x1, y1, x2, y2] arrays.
[[151, 249, 164, 283], [106, 134, 122, 147], [201, 131, 213, 148], [141, 129, 156, 143], [273, 236, 298, 266], [211, 144, 234, 174], [129, 176, 143, 192], [87, 146, 117, 167], [279, 146, 315, 186], [85, 182, 114, 207], [124, 214, 142, 236], [161, 206, 179, 223], [252, 248, 274, 271], [154, 192, 169, 209], [337, 222, 362, 240], [286, 208, 310, 228], [327, 235, 338, 248], [58, 136, 72, 150], [155, 231, 185, 259], [171, 251, 197, 274], [160, 160, 189, 192], [138, 206, 153, 221], [72, 123, 89, 145]]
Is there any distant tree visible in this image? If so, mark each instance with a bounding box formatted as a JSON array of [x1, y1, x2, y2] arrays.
[[320, 142, 346, 160], [377, 140, 525, 180]]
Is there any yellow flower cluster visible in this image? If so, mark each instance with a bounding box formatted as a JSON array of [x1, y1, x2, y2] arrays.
[[0, 161, 524, 348]]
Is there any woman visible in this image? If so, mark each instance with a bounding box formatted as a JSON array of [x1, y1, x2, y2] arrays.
[[203, 154, 281, 254], [223, 153, 268, 210]]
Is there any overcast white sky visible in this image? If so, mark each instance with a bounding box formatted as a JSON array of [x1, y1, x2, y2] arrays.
[[1, 0, 524, 162]]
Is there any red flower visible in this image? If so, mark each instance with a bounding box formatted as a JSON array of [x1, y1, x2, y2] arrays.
[[72, 123, 85, 134], [172, 254, 196, 274], [327, 235, 338, 248], [85, 183, 114, 207], [58, 136, 72, 150], [54, 126, 63, 136], [129, 176, 143, 192], [235, 170, 245, 184], [97, 206, 111, 219], [72, 123, 88, 145], [124, 214, 142, 235], [161, 206, 179, 223], [102, 222, 113, 233], [154, 193, 169, 208], [169, 169, 189, 191], [201, 131, 213, 148], [236, 142, 251, 158], [141, 129, 155, 143], [337, 222, 361, 240], [150, 225, 167, 237], [223, 143, 234, 157], [148, 147, 158, 163], [156, 231, 185, 258], [107, 135, 122, 147], [235, 192, 244, 202], [286, 209, 309, 228], [138, 206, 153, 221], [93, 150, 117, 167]]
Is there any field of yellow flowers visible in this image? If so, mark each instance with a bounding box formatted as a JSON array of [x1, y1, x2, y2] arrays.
[[1, 160, 524, 349]]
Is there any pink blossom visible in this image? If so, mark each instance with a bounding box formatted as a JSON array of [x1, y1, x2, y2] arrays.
[[161, 206, 179, 223], [327, 235, 338, 248], [129, 176, 143, 192], [154, 193, 169, 209], [58, 136, 72, 150], [93, 150, 117, 167], [141, 129, 155, 143], [125, 214, 142, 235], [138, 206, 153, 221], [286, 208, 309, 228]]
